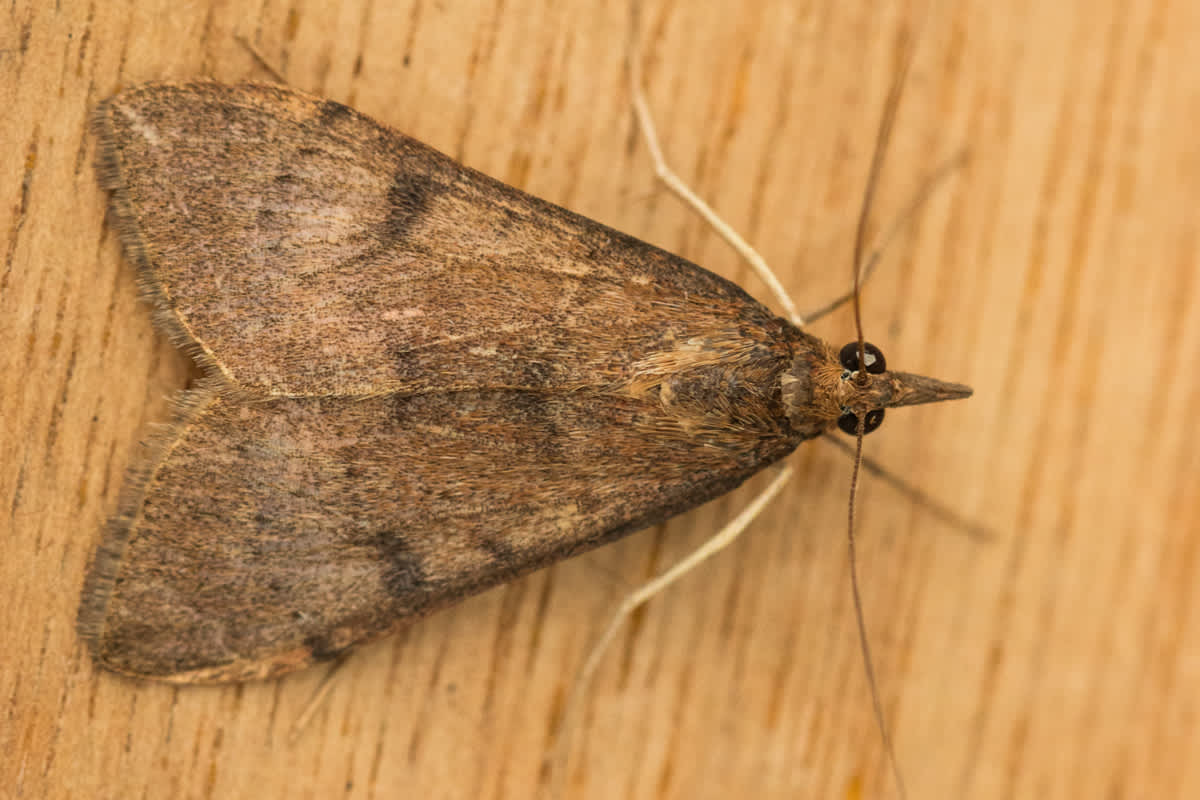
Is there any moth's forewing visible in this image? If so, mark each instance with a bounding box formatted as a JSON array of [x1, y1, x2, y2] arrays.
[[83, 386, 804, 680], [94, 82, 800, 400]]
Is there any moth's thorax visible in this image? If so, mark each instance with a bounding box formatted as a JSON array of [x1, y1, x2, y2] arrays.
[[779, 338, 835, 436]]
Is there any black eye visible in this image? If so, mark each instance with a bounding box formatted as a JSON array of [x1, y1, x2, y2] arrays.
[[838, 408, 885, 435], [838, 341, 886, 374]]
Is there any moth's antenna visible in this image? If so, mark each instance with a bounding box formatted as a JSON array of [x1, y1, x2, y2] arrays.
[[852, 15, 924, 354], [847, 6, 933, 800], [847, 419, 906, 799]]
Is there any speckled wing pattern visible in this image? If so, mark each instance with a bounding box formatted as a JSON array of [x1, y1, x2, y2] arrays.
[[82, 82, 818, 681]]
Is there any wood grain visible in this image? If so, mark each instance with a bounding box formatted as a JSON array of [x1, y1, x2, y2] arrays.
[[3, 0, 1197, 798]]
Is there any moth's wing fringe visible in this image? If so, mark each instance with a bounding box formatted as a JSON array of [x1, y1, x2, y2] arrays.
[[83, 92, 240, 656], [90, 87, 240, 394], [76, 382, 221, 656]]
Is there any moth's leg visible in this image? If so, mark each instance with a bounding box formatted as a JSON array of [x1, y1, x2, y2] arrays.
[[626, 11, 804, 328], [235, 34, 288, 83], [287, 654, 350, 743], [799, 150, 967, 324], [822, 433, 991, 539], [552, 465, 793, 797]]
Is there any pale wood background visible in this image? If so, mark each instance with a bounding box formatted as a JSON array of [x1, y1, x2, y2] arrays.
[[3, 0, 1198, 798]]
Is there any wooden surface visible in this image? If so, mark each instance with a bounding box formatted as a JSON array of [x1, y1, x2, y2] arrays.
[[3, 0, 1198, 797]]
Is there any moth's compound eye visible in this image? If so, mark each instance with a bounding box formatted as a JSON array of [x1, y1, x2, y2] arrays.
[[838, 341, 887, 374], [838, 408, 885, 435]]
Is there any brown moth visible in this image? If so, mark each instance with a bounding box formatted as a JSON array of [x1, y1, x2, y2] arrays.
[[80, 81, 970, 682]]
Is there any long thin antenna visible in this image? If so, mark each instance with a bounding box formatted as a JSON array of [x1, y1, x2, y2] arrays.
[[846, 6, 934, 799], [849, 420, 907, 799], [852, 12, 927, 352]]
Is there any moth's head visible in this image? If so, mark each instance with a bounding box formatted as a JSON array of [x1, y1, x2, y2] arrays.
[[782, 339, 973, 437]]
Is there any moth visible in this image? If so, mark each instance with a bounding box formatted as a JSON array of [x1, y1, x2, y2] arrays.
[[80, 81, 970, 682]]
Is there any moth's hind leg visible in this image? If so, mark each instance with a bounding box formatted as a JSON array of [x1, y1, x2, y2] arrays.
[[550, 465, 794, 798]]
